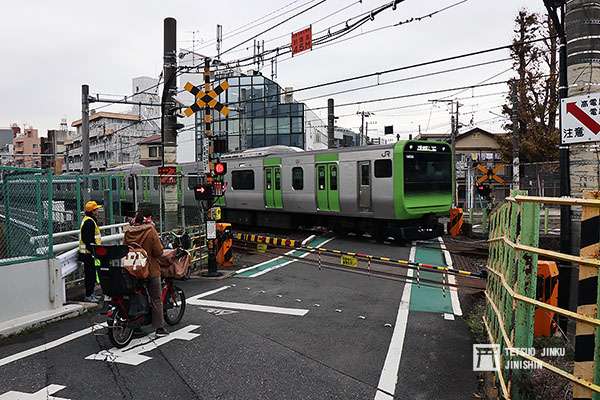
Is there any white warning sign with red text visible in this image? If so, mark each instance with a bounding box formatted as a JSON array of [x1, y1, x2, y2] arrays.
[[561, 93, 600, 144]]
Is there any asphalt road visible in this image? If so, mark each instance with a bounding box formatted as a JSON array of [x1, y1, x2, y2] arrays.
[[0, 236, 478, 400]]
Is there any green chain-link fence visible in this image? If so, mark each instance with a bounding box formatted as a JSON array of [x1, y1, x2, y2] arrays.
[[0, 168, 128, 266], [0, 167, 54, 265]]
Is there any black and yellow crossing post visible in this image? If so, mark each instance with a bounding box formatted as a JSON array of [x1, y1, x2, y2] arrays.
[[182, 57, 230, 277], [574, 190, 600, 400]]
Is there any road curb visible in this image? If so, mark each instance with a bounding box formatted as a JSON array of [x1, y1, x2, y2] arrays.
[[0, 302, 96, 339]]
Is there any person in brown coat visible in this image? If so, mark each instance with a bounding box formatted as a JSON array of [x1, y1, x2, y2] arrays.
[[123, 206, 169, 337]]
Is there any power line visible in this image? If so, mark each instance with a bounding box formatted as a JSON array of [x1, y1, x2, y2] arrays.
[[191, 0, 406, 73], [297, 58, 511, 102], [203, 36, 553, 109], [310, 80, 510, 110], [278, 0, 469, 64], [224, 0, 366, 56], [191, 0, 317, 51], [219, 0, 329, 57]]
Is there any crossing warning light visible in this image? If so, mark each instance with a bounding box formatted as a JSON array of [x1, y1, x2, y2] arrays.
[[214, 162, 227, 176], [194, 184, 214, 201], [477, 184, 491, 199]]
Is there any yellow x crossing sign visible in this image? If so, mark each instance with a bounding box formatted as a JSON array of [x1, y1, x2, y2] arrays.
[[183, 81, 230, 117], [476, 163, 506, 185]]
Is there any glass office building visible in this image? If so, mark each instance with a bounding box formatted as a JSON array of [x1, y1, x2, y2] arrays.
[[195, 73, 322, 160]]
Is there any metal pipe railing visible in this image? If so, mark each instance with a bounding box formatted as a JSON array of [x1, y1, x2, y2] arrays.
[[29, 222, 128, 244], [36, 233, 125, 255]]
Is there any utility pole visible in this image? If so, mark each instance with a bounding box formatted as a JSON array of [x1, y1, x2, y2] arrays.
[[356, 111, 373, 146], [202, 57, 223, 277], [327, 98, 335, 148], [81, 84, 90, 176], [545, 0, 574, 332], [510, 81, 520, 190], [162, 17, 179, 230]]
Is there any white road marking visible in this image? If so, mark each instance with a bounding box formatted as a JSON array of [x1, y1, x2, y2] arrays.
[[0, 384, 69, 400], [374, 244, 414, 400], [85, 325, 200, 365], [0, 324, 106, 368], [438, 237, 463, 317], [247, 237, 336, 278], [187, 299, 309, 316], [301, 234, 316, 245], [234, 234, 315, 275], [200, 308, 239, 316], [444, 313, 455, 321], [186, 286, 231, 302]]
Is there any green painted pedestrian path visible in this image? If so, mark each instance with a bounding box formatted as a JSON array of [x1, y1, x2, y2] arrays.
[[409, 243, 454, 314]]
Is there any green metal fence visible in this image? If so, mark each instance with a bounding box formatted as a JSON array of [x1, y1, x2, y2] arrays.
[[485, 191, 600, 399], [0, 168, 127, 266], [0, 167, 54, 265]]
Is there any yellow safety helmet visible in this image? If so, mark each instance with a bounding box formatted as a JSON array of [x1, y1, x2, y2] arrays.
[[84, 201, 103, 213]]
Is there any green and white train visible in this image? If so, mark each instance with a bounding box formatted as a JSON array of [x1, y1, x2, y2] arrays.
[[61, 141, 452, 241]]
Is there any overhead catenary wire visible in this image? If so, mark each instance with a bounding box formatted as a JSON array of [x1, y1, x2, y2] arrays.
[[189, 0, 318, 51], [277, 0, 469, 64], [297, 58, 511, 102], [191, 36, 554, 110], [219, 0, 329, 57]]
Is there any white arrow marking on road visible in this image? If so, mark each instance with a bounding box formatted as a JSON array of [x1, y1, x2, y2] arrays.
[[85, 325, 200, 365], [0, 385, 69, 400]]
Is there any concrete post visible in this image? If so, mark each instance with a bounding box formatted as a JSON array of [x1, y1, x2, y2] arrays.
[[162, 18, 179, 231]]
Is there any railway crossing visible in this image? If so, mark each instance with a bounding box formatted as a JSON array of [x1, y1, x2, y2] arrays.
[[0, 235, 479, 400]]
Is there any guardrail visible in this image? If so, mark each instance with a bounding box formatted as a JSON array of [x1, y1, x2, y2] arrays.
[[484, 190, 600, 400], [29, 222, 128, 245]]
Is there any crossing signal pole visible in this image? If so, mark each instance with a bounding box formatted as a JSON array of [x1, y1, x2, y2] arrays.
[[181, 58, 230, 277], [202, 57, 221, 276]]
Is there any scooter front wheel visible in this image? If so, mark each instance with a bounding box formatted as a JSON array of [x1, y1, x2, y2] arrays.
[[108, 309, 134, 348]]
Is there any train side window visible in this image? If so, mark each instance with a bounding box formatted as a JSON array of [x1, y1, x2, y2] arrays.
[[232, 170, 255, 190], [275, 168, 281, 190], [153, 176, 159, 189], [128, 176, 134, 190], [92, 179, 99, 191], [112, 178, 118, 191], [374, 159, 392, 178], [330, 165, 338, 190], [318, 166, 325, 190], [361, 164, 370, 186], [292, 167, 303, 190]]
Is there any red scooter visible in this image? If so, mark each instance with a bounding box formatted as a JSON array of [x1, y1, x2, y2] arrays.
[[92, 244, 187, 348]]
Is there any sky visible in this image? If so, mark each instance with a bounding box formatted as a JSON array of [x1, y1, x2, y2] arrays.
[[0, 0, 548, 159]]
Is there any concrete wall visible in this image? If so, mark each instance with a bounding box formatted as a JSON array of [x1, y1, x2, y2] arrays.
[[0, 259, 62, 323]]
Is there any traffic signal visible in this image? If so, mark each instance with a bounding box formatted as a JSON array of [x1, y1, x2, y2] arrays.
[[477, 184, 491, 199], [194, 184, 214, 201], [213, 138, 228, 154], [214, 162, 227, 176]]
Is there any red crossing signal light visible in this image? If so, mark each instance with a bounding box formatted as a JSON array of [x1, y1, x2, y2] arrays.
[[214, 162, 227, 176]]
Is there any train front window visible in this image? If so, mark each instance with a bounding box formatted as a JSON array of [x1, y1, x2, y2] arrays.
[[404, 151, 452, 194]]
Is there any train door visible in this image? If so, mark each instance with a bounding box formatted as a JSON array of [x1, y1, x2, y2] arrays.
[[264, 166, 283, 208], [316, 163, 340, 212], [358, 161, 372, 210]]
